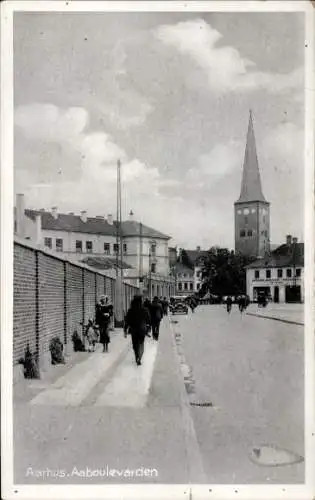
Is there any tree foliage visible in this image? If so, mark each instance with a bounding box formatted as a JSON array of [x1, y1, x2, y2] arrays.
[[198, 246, 256, 297]]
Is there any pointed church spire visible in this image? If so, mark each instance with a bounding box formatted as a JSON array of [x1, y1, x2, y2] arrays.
[[236, 110, 266, 203]]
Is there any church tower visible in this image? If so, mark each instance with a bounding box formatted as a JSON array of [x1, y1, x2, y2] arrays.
[[234, 111, 270, 258]]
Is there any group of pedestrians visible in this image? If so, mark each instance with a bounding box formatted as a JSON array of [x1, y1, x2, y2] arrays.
[[89, 294, 169, 366], [124, 295, 169, 366], [226, 295, 250, 314]]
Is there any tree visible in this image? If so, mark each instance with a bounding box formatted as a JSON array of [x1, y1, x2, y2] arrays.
[[198, 246, 256, 298]]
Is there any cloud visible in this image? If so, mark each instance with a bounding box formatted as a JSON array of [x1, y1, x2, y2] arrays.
[[156, 19, 303, 94]]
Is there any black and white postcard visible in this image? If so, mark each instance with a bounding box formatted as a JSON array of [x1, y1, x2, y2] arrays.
[[1, 2, 314, 499]]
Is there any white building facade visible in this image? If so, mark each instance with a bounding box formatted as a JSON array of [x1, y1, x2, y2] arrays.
[[246, 236, 304, 303]]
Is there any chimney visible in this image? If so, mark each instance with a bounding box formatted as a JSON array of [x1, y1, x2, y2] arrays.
[[129, 210, 134, 221], [292, 237, 298, 244], [51, 207, 58, 219], [286, 234, 292, 245], [16, 193, 25, 237], [107, 213, 113, 225], [35, 214, 42, 246], [80, 210, 87, 223]]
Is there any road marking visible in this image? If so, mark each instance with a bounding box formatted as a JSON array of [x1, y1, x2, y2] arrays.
[[94, 338, 158, 407], [29, 336, 129, 406]]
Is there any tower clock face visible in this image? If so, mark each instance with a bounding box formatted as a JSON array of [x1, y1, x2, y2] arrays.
[[262, 208, 267, 215], [243, 208, 250, 215]]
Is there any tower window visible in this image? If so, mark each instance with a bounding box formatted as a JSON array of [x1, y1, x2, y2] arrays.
[[277, 269, 283, 278], [247, 229, 253, 237], [266, 269, 271, 279], [286, 269, 292, 278], [254, 270, 260, 279], [240, 230, 246, 238], [296, 268, 301, 277]]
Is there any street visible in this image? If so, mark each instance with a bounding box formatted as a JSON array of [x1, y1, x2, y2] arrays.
[[173, 304, 304, 483], [14, 304, 304, 485]]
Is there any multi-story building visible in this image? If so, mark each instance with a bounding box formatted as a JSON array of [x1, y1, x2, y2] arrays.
[[173, 262, 194, 296], [14, 194, 175, 298], [234, 111, 270, 258], [246, 235, 304, 303]]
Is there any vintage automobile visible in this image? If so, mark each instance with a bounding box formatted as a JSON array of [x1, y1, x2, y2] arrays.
[[169, 296, 189, 315]]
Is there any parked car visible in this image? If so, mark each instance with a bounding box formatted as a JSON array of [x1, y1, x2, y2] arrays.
[[169, 296, 189, 315]]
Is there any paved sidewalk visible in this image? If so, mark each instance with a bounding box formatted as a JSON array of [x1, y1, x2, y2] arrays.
[[246, 303, 304, 326], [13, 318, 203, 485]]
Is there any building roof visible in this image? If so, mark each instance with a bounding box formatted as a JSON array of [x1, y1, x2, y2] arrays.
[[184, 249, 208, 265], [246, 242, 304, 269], [173, 262, 194, 276], [80, 256, 133, 270], [236, 110, 267, 204], [24, 209, 170, 240]]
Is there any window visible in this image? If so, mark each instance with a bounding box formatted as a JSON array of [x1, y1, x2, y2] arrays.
[[190, 283, 193, 291], [255, 270, 260, 279], [151, 263, 156, 273], [178, 282, 182, 291], [277, 269, 283, 278], [240, 230, 246, 238], [104, 243, 110, 255], [114, 243, 119, 254], [86, 241, 93, 253], [264, 230, 268, 237], [56, 238, 63, 252], [247, 229, 253, 237], [183, 273, 186, 278], [266, 269, 271, 279], [76, 240, 82, 253], [296, 268, 301, 277], [286, 268, 292, 278], [197, 283, 200, 290], [196, 271, 201, 277], [150, 243, 156, 256], [184, 282, 188, 290], [123, 243, 127, 254], [44, 237, 52, 249]]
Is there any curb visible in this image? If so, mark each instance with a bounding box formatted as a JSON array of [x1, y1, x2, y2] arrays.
[[246, 312, 304, 326], [169, 319, 206, 484]]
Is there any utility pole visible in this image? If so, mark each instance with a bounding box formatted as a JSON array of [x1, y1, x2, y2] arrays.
[[139, 222, 144, 294], [148, 250, 152, 300], [115, 159, 124, 326]]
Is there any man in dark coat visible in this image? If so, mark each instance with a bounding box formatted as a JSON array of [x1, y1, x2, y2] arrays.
[[124, 295, 151, 365], [162, 297, 169, 316], [95, 295, 113, 352], [150, 296, 164, 341]]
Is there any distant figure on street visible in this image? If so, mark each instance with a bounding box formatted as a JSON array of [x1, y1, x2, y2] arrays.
[[189, 296, 198, 313], [238, 295, 246, 313], [162, 297, 169, 316], [150, 296, 164, 340], [124, 295, 151, 365], [95, 295, 112, 352], [226, 296, 233, 313]]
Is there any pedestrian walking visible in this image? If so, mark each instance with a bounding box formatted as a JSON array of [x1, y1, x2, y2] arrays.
[[95, 295, 112, 352], [150, 296, 164, 340], [226, 295, 233, 314], [124, 295, 151, 366], [162, 296, 169, 316], [238, 295, 246, 313]]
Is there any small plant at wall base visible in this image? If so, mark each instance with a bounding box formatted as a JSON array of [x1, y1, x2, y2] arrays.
[[71, 330, 86, 352], [18, 344, 40, 379], [49, 336, 65, 365]]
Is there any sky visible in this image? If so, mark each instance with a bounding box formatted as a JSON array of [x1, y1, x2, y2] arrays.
[[13, 10, 305, 250]]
